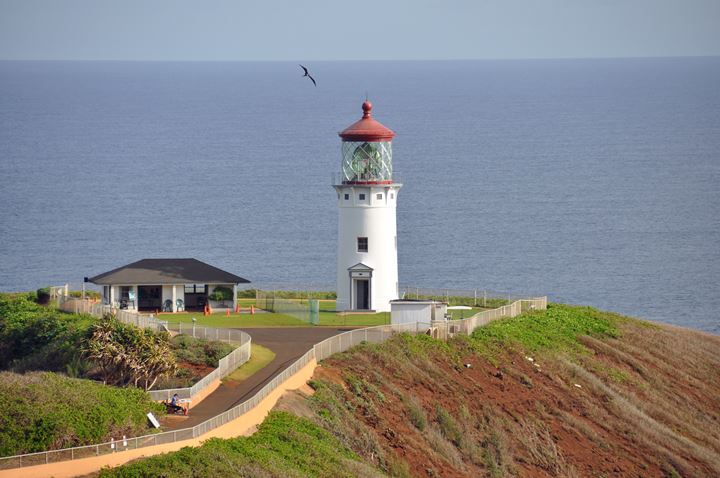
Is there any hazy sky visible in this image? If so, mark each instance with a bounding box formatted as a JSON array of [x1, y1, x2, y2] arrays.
[[1, 0, 719, 60]]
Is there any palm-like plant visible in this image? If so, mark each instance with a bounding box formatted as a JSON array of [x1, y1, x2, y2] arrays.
[[84, 314, 176, 390]]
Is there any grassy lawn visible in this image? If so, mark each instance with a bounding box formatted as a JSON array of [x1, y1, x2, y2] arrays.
[[157, 311, 309, 328], [223, 344, 276, 384], [152, 305, 486, 328], [151, 298, 392, 328], [318, 310, 390, 326]]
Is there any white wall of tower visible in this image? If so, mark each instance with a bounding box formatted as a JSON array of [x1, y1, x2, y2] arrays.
[[335, 184, 401, 312]]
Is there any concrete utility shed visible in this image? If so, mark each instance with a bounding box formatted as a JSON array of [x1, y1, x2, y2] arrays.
[[390, 299, 448, 326]]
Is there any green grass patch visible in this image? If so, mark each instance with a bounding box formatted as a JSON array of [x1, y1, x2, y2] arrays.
[[470, 303, 624, 356], [98, 411, 374, 478], [161, 311, 309, 327], [0, 371, 164, 456], [318, 310, 390, 326], [223, 344, 276, 383]]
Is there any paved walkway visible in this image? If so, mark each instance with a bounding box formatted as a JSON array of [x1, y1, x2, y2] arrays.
[[163, 327, 353, 430]]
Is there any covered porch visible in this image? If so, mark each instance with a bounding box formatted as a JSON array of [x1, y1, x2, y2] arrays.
[[90, 258, 250, 314], [102, 283, 239, 313]]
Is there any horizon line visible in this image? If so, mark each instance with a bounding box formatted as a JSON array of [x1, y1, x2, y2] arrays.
[[1, 54, 719, 63]]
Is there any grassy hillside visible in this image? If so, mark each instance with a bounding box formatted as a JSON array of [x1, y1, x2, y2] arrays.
[[97, 304, 720, 477], [0, 371, 164, 456], [0, 293, 94, 373], [98, 411, 380, 478]]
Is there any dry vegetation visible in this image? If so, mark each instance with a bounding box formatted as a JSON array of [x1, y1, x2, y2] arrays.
[[279, 305, 720, 478]]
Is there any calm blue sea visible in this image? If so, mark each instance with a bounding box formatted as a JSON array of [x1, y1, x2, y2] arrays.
[[1, 58, 718, 332]]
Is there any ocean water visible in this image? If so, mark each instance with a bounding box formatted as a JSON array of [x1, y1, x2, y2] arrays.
[[1, 58, 718, 333]]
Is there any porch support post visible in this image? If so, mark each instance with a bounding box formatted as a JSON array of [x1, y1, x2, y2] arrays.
[[109, 286, 116, 308], [171, 285, 177, 312], [232, 284, 238, 312]]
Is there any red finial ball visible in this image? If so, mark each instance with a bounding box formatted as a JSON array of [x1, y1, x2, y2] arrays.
[[362, 101, 372, 117]]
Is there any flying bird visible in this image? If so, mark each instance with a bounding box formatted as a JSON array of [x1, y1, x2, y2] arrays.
[[299, 64, 316, 87]]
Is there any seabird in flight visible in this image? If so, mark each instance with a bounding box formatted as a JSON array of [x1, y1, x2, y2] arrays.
[[299, 64, 317, 87]]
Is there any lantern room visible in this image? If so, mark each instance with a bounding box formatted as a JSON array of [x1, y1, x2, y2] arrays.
[[338, 101, 395, 184]]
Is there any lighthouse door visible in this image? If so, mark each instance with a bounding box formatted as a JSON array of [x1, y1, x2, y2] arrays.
[[355, 279, 370, 310]]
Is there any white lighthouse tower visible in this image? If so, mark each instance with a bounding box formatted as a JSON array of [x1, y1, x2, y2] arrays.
[[334, 101, 401, 312]]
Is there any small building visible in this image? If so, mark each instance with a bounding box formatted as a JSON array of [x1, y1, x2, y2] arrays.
[[390, 299, 448, 326], [89, 258, 250, 313]]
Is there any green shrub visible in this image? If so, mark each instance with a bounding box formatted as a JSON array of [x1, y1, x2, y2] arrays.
[[69, 290, 102, 299], [0, 293, 94, 371], [0, 371, 164, 456], [99, 411, 371, 478], [208, 286, 233, 302], [36, 287, 51, 304], [256, 289, 337, 300], [171, 335, 234, 367]]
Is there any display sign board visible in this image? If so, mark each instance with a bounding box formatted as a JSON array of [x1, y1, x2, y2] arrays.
[[147, 412, 160, 428]]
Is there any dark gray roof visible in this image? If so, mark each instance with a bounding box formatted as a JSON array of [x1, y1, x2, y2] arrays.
[[89, 259, 250, 285]]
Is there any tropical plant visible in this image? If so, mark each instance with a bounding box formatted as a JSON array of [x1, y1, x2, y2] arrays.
[[84, 314, 176, 390]]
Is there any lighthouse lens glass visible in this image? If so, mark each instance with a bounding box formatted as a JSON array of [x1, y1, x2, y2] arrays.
[[341, 141, 392, 183]]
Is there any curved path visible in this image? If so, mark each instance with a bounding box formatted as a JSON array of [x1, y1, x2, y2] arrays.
[[163, 327, 353, 430]]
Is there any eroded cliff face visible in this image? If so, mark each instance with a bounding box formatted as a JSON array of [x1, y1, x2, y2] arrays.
[[277, 305, 720, 478]]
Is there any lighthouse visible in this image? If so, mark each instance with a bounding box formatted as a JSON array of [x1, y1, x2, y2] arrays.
[[334, 101, 401, 312]]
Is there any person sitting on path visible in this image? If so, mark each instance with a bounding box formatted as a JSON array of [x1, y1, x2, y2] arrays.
[[168, 393, 186, 415]]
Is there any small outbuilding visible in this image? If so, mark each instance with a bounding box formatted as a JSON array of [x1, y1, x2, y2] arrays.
[[390, 299, 448, 326], [89, 258, 250, 313]]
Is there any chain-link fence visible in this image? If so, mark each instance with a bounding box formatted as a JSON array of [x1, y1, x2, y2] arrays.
[[399, 286, 533, 308], [255, 291, 311, 322]]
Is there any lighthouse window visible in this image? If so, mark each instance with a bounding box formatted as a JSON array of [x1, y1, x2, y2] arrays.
[[359, 193, 366, 200], [390, 193, 394, 199], [344, 193, 349, 200], [376, 193, 383, 200], [357, 237, 368, 252]]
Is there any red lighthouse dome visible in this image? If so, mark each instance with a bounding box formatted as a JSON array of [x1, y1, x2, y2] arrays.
[[338, 101, 396, 142]]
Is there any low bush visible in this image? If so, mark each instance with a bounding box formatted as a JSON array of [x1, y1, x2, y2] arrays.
[[69, 290, 102, 299], [257, 289, 337, 300], [171, 335, 234, 367], [0, 293, 94, 372], [208, 286, 234, 302], [0, 371, 164, 456], [36, 287, 51, 304]]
